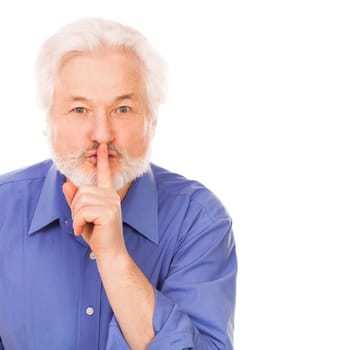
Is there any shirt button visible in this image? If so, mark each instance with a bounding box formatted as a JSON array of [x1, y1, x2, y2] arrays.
[[89, 252, 96, 260], [86, 307, 94, 316], [64, 219, 68, 224]]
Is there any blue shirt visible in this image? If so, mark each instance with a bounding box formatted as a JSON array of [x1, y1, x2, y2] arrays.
[[0, 160, 237, 349]]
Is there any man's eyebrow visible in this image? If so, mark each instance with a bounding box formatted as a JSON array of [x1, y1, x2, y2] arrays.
[[69, 94, 134, 103], [70, 96, 91, 103], [112, 94, 134, 102]]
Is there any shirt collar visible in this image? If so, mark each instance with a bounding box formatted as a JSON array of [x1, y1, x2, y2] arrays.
[[28, 163, 159, 244], [122, 166, 159, 244], [28, 163, 70, 235]]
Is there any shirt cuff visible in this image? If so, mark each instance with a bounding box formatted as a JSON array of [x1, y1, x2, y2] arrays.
[[148, 288, 194, 349]]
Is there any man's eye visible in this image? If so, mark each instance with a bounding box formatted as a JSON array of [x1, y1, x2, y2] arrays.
[[72, 107, 87, 113], [117, 106, 130, 114]]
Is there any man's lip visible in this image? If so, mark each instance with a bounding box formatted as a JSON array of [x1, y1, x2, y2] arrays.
[[85, 150, 97, 157], [84, 150, 119, 160], [107, 150, 120, 158], [86, 155, 97, 164]]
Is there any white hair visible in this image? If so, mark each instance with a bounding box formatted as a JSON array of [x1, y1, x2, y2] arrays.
[[35, 17, 167, 119]]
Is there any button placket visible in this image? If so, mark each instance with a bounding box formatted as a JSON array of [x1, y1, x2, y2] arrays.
[[76, 249, 102, 349]]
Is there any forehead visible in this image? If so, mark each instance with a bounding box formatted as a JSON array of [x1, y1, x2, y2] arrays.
[[54, 47, 147, 101]]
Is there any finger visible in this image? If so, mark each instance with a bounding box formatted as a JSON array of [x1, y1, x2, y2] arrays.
[[72, 216, 91, 237], [72, 207, 97, 238], [97, 143, 113, 189], [62, 181, 78, 207]]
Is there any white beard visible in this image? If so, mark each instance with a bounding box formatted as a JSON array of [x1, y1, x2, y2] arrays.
[[49, 142, 151, 190]]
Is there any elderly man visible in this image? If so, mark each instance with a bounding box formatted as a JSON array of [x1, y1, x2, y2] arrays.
[[0, 18, 237, 350]]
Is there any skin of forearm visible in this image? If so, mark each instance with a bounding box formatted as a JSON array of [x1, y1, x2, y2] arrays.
[[96, 252, 155, 350]]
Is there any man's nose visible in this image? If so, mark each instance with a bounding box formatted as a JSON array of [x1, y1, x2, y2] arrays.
[[90, 110, 114, 144]]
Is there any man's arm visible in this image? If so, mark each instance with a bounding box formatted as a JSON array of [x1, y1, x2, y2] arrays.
[[104, 216, 237, 350], [97, 250, 155, 349], [149, 218, 236, 349]]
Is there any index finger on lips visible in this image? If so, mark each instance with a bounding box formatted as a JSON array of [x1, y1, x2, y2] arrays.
[[97, 143, 113, 189]]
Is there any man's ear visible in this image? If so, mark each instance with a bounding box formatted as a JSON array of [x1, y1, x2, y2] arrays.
[[150, 115, 158, 138]]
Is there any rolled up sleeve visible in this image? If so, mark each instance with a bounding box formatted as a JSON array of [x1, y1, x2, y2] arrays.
[[149, 217, 237, 350]]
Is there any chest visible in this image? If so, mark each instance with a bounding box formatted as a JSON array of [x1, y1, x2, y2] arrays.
[[0, 223, 170, 349]]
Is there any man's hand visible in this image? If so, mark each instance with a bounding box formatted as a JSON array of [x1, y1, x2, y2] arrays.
[[63, 143, 155, 349], [62, 143, 126, 259]]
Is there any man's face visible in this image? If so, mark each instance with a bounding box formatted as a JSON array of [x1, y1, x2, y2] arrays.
[[49, 47, 155, 190]]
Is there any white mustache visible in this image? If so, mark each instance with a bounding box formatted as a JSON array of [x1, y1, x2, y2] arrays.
[[71, 142, 127, 160]]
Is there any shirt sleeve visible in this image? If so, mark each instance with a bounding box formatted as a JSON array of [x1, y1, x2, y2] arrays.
[[105, 216, 237, 350], [105, 204, 237, 349], [149, 214, 237, 350]]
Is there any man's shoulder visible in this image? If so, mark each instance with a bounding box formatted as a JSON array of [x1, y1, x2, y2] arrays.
[[151, 163, 229, 219], [0, 160, 53, 187], [151, 163, 206, 195]]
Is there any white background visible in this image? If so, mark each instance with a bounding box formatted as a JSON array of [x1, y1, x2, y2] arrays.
[[0, 1, 349, 349]]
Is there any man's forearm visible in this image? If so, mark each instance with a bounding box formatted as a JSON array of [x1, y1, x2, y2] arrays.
[[97, 252, 155, 350]]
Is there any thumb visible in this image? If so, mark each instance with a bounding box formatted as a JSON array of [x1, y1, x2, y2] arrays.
[[62, 181, 78, 207]]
